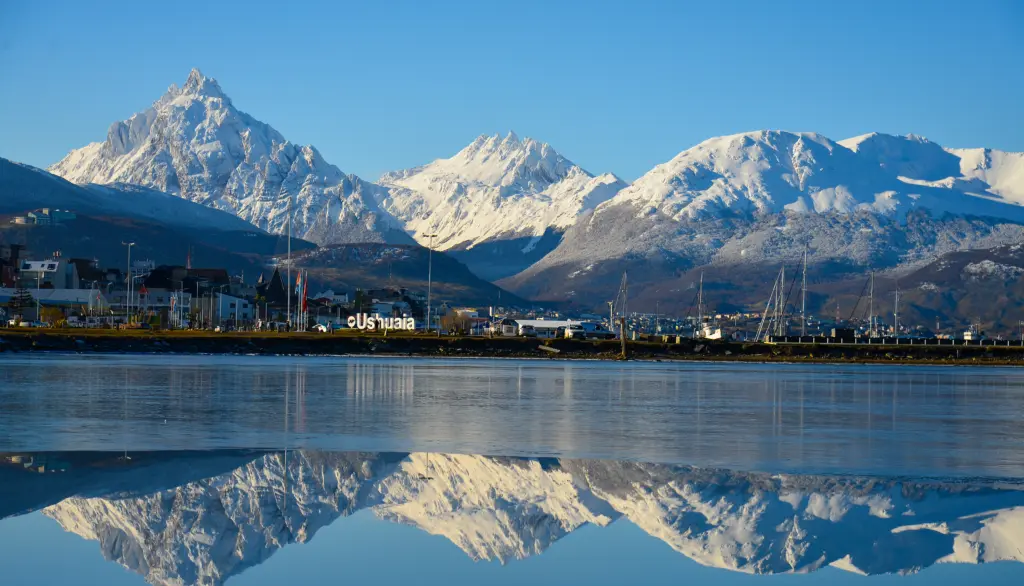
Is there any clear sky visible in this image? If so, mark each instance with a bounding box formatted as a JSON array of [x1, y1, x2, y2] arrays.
[[1, 0, 1022, 181]]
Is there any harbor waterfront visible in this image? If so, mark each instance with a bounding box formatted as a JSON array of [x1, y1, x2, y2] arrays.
[[4, 328, 1024, 364], [4, 354, 1024, 584]]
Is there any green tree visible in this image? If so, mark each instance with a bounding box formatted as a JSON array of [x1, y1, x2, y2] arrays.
[[7, 287, 34, 317]]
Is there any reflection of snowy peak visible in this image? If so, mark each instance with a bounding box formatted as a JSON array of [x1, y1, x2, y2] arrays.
[[48, 69, 409, 246], [570, 461, 1024, 575], [45, 452, 400, 586], [373, 453, 616, 562], [37, 453, 1024, 585], [380, 132, 624, 279]]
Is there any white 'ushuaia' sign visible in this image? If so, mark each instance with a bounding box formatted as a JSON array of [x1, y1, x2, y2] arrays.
[[348, 313, 416, 331]]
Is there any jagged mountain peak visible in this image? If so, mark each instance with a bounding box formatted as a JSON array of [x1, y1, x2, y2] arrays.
[[157, 68, 231, 111], [181, 68, 227, 98], [48, 69, 407, 247]]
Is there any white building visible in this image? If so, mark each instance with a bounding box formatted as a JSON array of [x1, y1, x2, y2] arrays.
[[215, 293, 254, 323], [107, 287, 192, 311], [19, 258, 79, 289], [0, 287, 109, 320]]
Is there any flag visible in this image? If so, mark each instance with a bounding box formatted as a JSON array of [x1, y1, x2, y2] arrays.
[[301, 271, 309, 313], [295, 271, 302, 296]]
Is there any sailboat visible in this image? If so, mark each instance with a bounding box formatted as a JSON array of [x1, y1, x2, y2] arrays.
[[694, 271, 722, 340]]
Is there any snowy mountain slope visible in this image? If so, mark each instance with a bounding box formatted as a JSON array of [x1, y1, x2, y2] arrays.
[[840, 132, 1024, 205], [504, 130, 1024, 305], [48, 69, 410, 246], [379, 132, 625, 280], [38, 451, 1024, 584]]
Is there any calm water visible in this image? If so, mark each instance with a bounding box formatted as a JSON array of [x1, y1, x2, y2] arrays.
[[2, 354, 1024, 584]]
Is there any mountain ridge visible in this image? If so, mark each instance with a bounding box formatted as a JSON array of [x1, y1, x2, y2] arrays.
[[25, 451, 1024, 585], [502, 130, 1024, 308]]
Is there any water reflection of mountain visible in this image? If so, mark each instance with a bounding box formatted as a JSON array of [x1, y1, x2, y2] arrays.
[[3, 451, 1023, 585]]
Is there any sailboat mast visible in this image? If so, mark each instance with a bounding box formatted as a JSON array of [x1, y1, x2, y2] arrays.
[[623, 272, 628, 321], [698, 270, 704, 329], [801, 249, 807, 336], [868, 272, 874, 334], [286, 195, 292, 328], [894, 281, 899, 336], [778, 265, 786, 336]]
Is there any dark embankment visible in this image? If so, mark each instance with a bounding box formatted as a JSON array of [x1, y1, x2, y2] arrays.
[[1, 330, 1024, 364]]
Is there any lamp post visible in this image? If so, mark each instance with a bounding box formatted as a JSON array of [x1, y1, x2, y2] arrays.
[[122, 241, 135, 323], [423, 233, 437, 333]]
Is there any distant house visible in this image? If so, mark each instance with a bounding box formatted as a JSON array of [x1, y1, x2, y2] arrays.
[[19, 256, 80, 289], [371, 301, 395, 316], [215, 292, 254, 323], [107, 287, 191, 311], [312, 289, 349, 305], [23, 208, 76, 226]]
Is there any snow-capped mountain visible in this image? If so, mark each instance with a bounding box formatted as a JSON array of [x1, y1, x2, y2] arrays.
[[840, 132, 1024, 205], [49, 69, 411, 246], [379, 132, 625, 279], [33, 451, 1024, 585], [504, 130, 1024, 304]]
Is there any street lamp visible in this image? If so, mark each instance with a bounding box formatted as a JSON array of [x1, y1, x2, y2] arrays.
[[423, 233, 437, 333], [122, 241, 135, 323]]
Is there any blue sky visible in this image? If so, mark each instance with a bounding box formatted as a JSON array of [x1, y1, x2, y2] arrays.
[[1, 0, 1022, 181]]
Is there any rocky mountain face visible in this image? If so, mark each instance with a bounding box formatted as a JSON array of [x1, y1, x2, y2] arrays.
[[379, 132, 625, 280], [503, 131, 1024, 308], [39, 70, 1024, 307], [49, 69, 411, 247], [25, 451, 1024, 585], [45, 71, 619, 280]]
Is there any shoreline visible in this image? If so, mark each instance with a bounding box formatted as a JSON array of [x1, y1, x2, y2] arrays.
[[1, 330, 1023, 366]]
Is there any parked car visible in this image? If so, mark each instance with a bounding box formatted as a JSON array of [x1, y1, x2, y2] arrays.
[[519, 325, 537, 337], [582, 322, 616, 340], [564, 324, 587, 339]]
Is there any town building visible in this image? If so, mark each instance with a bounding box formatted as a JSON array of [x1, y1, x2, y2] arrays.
[[312, 288, 350, 305], [18, 254, 80, 289], [214, 292, 254, 323]]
